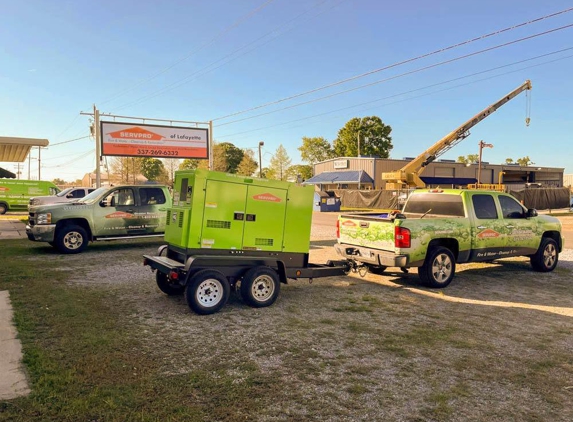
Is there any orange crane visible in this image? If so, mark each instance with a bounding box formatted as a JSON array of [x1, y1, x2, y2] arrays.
[[382, 80, 532, 190]]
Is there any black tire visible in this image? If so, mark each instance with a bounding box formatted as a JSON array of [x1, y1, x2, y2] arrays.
[[55, 225, 88, 254], [418, 246, 455, 288], [367, 265, 387, 275], [156, 271, 184, 296], [240, 266, 280, 308], [185, 269, 230, 315], [0, 203, 7, 215], [530, 237, 558, 272]]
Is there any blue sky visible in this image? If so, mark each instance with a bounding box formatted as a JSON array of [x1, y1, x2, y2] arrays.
[[1, 0, 572, 182]]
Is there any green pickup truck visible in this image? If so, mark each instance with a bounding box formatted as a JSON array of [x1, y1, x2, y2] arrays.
[[335, 189, 563, 288], [26, 184, 171, 253]]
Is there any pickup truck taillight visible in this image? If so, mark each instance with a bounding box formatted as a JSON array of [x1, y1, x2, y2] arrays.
[[395, 226, 411, 248], [336, 219, 340, 238]]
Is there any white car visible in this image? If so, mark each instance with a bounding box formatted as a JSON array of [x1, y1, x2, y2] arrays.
[[29, 187, 95, 208]]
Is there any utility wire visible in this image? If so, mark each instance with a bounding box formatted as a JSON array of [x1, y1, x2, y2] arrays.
[[216, 48, 573, 139], [99, 0, 277, 106], [213, 7, 573, 121], [111, 0, 346, 112], [216, 24, 573, 127], [49, 135, 91, 147]]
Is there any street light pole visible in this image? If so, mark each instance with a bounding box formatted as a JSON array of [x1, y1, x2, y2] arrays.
[[258, 141, 264, 178]]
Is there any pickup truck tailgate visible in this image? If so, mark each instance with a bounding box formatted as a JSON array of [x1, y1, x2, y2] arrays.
[[338, 213, 395, 252]]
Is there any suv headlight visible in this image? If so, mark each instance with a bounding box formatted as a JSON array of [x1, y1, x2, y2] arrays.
[[37, 213, 52, 225]]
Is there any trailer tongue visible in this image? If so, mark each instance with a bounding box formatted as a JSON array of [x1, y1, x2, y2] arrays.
[[143, 169, 349, 315]]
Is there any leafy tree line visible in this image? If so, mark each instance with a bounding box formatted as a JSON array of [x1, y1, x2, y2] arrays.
[[457, 155, 535, 166]]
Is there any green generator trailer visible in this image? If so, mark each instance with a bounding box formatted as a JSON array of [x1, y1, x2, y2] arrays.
[[143, 169, 348, 315]]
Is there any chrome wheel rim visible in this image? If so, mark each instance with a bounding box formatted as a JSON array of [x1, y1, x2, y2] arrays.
[[63, 231, 83, 250], [431, 253, 452, 283], [251, 275, 275, 302], [543, 243, 557, 268], [196, 278, 224, 307]]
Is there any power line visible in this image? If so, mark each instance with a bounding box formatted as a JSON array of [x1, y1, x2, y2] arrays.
[[49, 135, 91, 147], [111, 0, 346, 112], [213, 7, 573, 121], [216, 24, 573, 127], [216, 48, 573, 139], [99, 0, 278, 106]]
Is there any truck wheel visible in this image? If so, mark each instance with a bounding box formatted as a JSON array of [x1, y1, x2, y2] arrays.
[[185, 269, 230, 315], [0, 203, 7, 215], [240, 266, 280, 308], [156, 271, 184, 296], [530, 238, 558, 272], [419, 247, 455, 288], [55, 225, 88, 254]]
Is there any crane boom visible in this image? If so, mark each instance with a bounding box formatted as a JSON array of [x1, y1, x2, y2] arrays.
[[382, 80, 532, 190]]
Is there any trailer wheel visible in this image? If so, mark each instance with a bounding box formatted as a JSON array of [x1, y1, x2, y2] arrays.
[[418, 246, 455, 288], [240, 266, 280, 308], [185, 269, 230, 315], [55, 225, 88, 254], [530, 237, 558, 272], [367, 265, 387, 275], [0, 203, 7, 215], [156, 271, 184, 296]]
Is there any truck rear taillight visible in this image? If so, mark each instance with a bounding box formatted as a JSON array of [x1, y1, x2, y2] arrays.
[[395, 226, 411, 248], [336, 219, 340, 238], [169, 270, 179, 280]]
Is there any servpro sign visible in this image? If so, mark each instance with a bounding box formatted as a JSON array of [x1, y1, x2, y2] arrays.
[[100, 121, 209, 159]]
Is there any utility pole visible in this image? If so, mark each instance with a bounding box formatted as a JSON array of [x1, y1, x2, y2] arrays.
[[94, 105, 101, 188], [258, 141, 264, 178], [209, 120, 213, 170], [28, 152, 31, 179], [38, 147, 41, 180]]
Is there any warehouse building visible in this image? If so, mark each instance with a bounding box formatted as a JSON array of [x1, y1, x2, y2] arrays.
[[306, 157, 564, 191]]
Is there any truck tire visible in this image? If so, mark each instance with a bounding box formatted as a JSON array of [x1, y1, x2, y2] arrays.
[[530, 237, 558, 272], [156, 271, 184, 296], [55, 225, 88, 254], [185, 269, 230, 315], [0, 203, 7, 215], [240, 266, 280, 308], [418, 246, 455, 288]]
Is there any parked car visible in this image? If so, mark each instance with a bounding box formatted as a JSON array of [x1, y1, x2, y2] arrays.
[[29, 187, 96, 208]]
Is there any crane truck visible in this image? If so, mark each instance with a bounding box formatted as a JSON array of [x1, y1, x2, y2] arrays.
[[382, 80, 532, 190]]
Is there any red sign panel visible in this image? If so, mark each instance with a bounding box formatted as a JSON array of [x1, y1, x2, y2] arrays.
[[100, 121, 209, 159]]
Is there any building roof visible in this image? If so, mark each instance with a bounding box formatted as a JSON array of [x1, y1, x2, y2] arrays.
[[303, 170, 374, 185], [0, 137, 49, 162]]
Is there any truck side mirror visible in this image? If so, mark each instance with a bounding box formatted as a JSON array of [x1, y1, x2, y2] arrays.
[[526, 208, 538, 218], [66, 193, 74, 198]]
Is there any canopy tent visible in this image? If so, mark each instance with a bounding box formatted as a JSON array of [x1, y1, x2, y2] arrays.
[[0, 136, 49, 162], [0, 167, 16, 178]]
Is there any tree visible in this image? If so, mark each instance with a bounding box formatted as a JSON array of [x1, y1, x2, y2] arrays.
[[516, 156, 534, 166], [456, 154, 479, 164], [298, 137, 335, 164], [268, 145, 292, 181], [285, 164, 312, 182], [236, 149, 258, 176], [109, 157, 144, 184], [163, 158, 180, 185], [505, 158, 514, 164], [140, 158, 165, 181], [52, 178, 67, 186], [332, 116, 392, 158], [179, 159, 200, 170]]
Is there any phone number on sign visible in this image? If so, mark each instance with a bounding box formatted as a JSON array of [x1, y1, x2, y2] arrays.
[[136, 149, 179, 156]]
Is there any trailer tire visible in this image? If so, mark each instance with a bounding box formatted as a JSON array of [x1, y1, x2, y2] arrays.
[[530, 237, 558, 272], [418, 246, 455, 288], [156, 271, 184, 296], [367, 265, 387, 275], [240, 266, 280, 308], [55, 225, 88, 254], [185, 269, 230, 315]]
